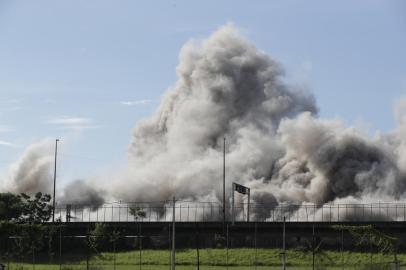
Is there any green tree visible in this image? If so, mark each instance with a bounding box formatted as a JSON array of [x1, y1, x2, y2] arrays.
[[0, 192, 53, 223], [20, 192, 52, 223], [332, 225, 399, 268], [0, 193, 24, 221], [129, 206, 146, 220], [89, 223, 120, 252]]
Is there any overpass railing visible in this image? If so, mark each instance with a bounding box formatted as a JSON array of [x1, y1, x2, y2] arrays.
[[53, 201, 406, 223]]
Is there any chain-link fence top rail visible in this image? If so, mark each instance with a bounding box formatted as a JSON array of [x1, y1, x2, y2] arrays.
[[54, 201, 406, 222]]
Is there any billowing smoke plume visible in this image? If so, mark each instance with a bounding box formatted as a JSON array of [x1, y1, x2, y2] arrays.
[[59, 179, 105, 210], [113, 25, 316, 203], [109, 25, 406, 221], [0, 139, 54, 194], [0, 139, 105, 208], [3, 25, 406, 221]]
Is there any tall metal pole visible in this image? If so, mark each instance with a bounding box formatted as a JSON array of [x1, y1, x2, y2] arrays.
[[231, 183, 235, 225], [247, 189, 250, 222], [223, 137, 226, 227], [52, 139, 59, 223], [171, 197, 176, 270]]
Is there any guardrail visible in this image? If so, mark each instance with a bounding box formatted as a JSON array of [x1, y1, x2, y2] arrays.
[[53, 201, 406, 222]]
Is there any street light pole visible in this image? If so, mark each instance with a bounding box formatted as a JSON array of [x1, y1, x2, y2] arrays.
[[52, 139, 59, 223]]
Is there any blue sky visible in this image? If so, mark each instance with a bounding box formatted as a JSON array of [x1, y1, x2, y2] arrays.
[[0, 0, 405, 185]]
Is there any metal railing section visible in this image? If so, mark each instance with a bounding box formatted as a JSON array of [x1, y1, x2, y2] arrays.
[[53, 201, 406, 222]]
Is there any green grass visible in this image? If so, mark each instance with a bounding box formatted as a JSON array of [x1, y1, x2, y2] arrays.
[[2, 265, 400, 270], [2, 248, 403, 270], [0, 265, 348, 270]]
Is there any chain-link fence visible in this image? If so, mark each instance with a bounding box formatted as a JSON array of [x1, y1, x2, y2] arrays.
[[54, 202, 406, 223], [0, 221, 404, 270]]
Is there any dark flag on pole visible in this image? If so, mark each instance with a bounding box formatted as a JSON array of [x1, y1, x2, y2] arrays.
[[234, 183, 249, 195], [232, 182, 251, 224]]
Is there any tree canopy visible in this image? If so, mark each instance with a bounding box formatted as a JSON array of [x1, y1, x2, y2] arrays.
[[0, 192, 52, 223], [0, 192, 24, 221]]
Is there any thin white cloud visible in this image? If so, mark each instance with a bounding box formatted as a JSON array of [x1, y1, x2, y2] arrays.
[[0, 140, 18, 147], [47, 116, 101, 130], [55, 124, 104, 130], [48, 116, 92, 125], [120, 99, 152, 106]]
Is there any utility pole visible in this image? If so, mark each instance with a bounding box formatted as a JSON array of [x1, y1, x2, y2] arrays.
[[52, 139, 59, 223], [223, 137, 226, 227], [231, 183, 235, 225], [171, 197, 176, 270], [247, 189, 250, 222]]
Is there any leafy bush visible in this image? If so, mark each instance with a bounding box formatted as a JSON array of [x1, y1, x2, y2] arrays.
[[89, 223, 120, 252]]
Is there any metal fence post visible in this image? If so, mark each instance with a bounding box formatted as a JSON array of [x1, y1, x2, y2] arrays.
[[338, 204, 340, 222], [226, 223, 229, 270], [171, 197, 176, 270], [113, 236, 116, 270], [195, 223, 200, 270], [32, 242, 35, 270], [86, 233, 89, 270], [321, 206, 324, 222], [149, 206, 151, 222], [7, 236, 10, 270], [202, 205, 205, 221], [312, 223, 315, 270], [330, 204, 332, 222], [297, 206, 299, 222], [139, 221, 142, 270], [59, 225, 62, 270], [254, 222, 257, 270], [306, 206, 309, 222], [396, 205, 398, 220], [341, 228, 344, 270], [387, 204, 389, 219], [168, 223, 171, 270], [282, 216, 286, 270]]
